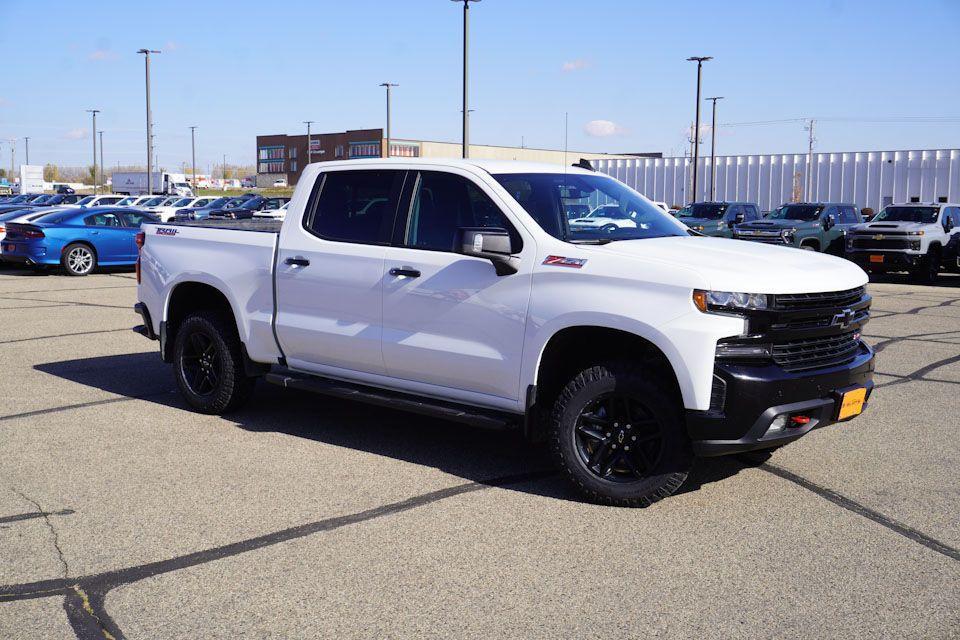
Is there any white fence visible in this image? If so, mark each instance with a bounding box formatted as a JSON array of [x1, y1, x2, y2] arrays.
[[593, 148, 960, 212]]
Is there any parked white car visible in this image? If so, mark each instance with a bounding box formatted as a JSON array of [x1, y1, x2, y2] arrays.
[[150, 197, 222, 223], [61, 194, 125, 209], [272, 179, 288, 188], [252, 199, 290, 220], [135, 158, 875, 507], [568, 204, 641, 232]]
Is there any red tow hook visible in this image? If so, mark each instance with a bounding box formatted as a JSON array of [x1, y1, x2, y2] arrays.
[[789, 415, 811, 427]]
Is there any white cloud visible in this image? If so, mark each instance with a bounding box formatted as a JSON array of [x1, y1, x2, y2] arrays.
[[88, 49, 117, 61], [63, 128, 88, 140], [584, 120, 627, 137], [561, 59, 590, 73], [165, 41, 180, 51]]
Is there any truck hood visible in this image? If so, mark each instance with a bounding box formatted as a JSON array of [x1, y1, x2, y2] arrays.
[[737, 219, 817, 231], [591, 236, 867, 294], [850, 221, 928, 233]]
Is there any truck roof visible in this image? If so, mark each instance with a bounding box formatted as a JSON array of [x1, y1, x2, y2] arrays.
[[304, 157, 598, 176]]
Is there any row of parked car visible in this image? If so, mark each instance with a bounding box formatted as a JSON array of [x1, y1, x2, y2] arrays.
[[0, 192, 291, 223], [568, 199, 960, 283], [0, 191, 291, 276]]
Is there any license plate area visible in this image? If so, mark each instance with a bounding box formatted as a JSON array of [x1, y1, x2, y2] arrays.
[[836, 387, 867, 420]]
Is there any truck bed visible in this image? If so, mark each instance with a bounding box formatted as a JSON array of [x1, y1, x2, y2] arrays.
[[164, 219, 283, 233]]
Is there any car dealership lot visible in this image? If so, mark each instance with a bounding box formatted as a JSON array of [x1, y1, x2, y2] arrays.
[[0, 267, 957, 639]]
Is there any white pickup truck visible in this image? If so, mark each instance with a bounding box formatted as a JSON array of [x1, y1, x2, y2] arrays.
[[134, 158, 875, 506], [846, 202, 960, 282]]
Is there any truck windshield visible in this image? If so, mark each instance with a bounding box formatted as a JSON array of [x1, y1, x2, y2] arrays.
[[201, 198, 229, 208], [76, 196, 96, 206], [143, 197, 165, 206], [769, 204, 823, 221], [679, 203, 728, 220], [873, 206, 939, 224], [493, 173, 687, 243]]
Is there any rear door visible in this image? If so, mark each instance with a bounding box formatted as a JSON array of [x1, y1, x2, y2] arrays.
[[379, 168, 533, 406], [274, 168, 406, 376], [82, 212, 130, 263]]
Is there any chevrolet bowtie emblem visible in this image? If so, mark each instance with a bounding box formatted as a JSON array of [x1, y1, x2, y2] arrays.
[[873, 234, 884, 240], [833, 308, 855, 329]]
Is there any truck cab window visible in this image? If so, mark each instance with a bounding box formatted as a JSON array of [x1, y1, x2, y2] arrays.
[[404, 171, 520, 252], [306, 170, 403, 244]]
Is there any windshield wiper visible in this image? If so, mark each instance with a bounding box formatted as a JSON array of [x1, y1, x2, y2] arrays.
[[568, 238, 613, 245]]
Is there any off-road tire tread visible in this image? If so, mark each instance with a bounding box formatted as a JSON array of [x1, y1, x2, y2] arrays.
[[548, 362, 690, 507], [174, 311, 255, 414]]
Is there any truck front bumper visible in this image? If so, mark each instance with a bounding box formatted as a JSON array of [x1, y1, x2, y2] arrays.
[[687, 342, 875, 456], [848, 251, 922, 271]]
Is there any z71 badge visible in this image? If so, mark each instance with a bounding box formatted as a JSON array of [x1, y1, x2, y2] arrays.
[[543, 255, 587, 268]]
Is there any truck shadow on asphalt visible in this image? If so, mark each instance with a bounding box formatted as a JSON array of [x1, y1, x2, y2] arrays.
[[33, 352, 748, 503]]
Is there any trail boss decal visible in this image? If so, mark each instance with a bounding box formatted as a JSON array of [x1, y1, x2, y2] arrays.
[[156, 227, 178, 236], [543, 255, 587, 268]]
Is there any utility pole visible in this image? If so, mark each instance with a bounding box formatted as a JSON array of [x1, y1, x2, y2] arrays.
[[706, 96, 724, 200], [6, 140, 14, 182], [686, 56, 711, 203], [222, 153, 227, 189], [453, 0, 480, 158], [138, 49, 161, 194], [303, 120, 314, 169], [379, 83, 398, 158], [86, 109, 100, 194], [24, 137, 29, 165], [805, 119, 816, 201], [99, 131, 104, 192], [189, 126, 198, 192]]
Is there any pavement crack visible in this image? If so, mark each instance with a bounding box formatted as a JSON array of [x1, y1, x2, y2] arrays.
[[11, 488, 70, 580]]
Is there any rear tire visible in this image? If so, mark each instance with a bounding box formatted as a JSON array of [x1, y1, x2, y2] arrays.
[[173, 311, 255, 414], [61, 243, 96, 276], [549, 362, 692, 507]]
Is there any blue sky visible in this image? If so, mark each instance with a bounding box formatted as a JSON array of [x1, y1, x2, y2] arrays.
[[1, 0, 958, 172]]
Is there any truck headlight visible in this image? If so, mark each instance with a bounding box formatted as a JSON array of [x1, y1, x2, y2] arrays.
[[693, 290, 768, 313]]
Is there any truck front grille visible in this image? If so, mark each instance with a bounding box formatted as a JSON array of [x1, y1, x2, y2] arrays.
[[850, 237, 912, 250], [772, 286, 866, 310], [772, 330, 862, 373]]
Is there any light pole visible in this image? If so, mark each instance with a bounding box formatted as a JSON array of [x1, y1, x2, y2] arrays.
[[86, 109, 100, 194], [99, 131, 105, 192], [452, 0, 480, 158], [379, 83, 398, 158], [189, 126, 198, 192], [706, 96, 723, 201], [222, 154, 227, 190], [24, 137, 29, 165], [303, 120, 314, 168], [686, 56, 711, 203], [137, 49, 160, 194]]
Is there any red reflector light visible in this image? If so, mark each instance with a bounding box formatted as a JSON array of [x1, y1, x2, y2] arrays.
[[135, 231, 145, 249], [790, 415, 811, 426]]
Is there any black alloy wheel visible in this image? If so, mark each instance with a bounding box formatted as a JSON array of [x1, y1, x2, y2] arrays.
[[180, 330, 222, 397], [575, 392, 664, 482]]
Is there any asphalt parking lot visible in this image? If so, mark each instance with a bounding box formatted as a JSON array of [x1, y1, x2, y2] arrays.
[[0, 265, 957, 639]]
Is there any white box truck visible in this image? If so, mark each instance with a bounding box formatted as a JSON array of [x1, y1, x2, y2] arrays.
[[113, 172, 194, 197]]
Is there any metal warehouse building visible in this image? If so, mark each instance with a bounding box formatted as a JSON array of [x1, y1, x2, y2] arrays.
[[593, 148, 960, 212]]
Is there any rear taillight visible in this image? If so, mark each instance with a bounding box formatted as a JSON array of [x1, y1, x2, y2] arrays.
[[0, 224, 5, 234], [23, 228, 45, 239], [135, 231, 145, 284]]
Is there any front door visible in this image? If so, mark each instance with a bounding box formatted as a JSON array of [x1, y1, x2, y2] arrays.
[[380, 169, 532, 406], [274, 168, 405, 376], [82, 212, 132, 263]]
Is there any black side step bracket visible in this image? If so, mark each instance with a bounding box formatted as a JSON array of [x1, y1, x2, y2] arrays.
[[264, 370, 519, 431]]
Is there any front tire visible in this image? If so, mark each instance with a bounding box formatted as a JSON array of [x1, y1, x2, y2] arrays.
[[173, 311, 255, 414], [61, 243, 96, 276], [549, 362, 692, 507], [911, 247, 940, 283]]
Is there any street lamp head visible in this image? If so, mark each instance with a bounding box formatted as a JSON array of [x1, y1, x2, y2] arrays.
[[379, 82, 399, 87], [706, 96, 725, 102], [137, 49, 161, 54], [686, 56, 713, 63], [451, 0, 480, 3]]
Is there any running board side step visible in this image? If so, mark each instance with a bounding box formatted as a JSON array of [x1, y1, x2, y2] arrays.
[[264, 370, 519, 431]]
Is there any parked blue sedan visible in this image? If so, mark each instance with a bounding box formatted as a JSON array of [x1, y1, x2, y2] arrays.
[[1, 207, 160, 275]]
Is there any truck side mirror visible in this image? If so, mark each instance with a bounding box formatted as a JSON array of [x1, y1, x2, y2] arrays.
[[731, 211, 745, 227], [824, 214, 836, 230], [458, 227, 518, 276], [945, 215, 955, 233]]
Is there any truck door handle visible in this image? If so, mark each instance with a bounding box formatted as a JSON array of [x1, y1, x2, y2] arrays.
[[389, 267, 421, 278], [285, 257, 310, 266]]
